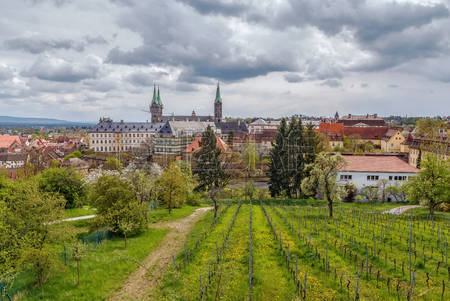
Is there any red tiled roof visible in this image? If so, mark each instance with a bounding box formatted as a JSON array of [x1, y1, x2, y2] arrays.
[[183, 136, 230, 153], [318, 123, 344, 141], [341, 155, 419, 173], [0, 135, 21, 148], [343, 127, 388, 140]]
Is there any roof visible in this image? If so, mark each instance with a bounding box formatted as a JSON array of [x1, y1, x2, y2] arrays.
[[0, 153, 28, 162], [250, 119, 281, 126], [158, 121, 216, 136], [383, 129, 400, 140], [339, 114, 386, 127], [343, 127, 388, 140], [0, 135, 21, 148], [160, 115, 214, 122], [215, 121, 248, 134], [90, 122, 164, 133], [183, 136, 229, 153], [215, 83, 222, 103], [340, 155, 419, 173]]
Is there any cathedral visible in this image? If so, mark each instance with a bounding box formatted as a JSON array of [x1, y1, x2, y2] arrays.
[[150, 83, 222, 123]]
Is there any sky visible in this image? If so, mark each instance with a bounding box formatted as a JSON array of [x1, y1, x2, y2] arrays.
[[0, 0, 449, 122]]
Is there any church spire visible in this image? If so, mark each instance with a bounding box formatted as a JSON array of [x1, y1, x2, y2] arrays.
[[215, 82, 222, 103], [157, 86, 162, 105], [151, 84, 157, 104]]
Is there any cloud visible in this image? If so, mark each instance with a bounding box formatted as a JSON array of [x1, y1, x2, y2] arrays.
[[284, 73, 304, 83], [320, 79, 342, 88], [0, 64, 14, 81], [22, 54, 103, 82], [3, 35, 108, 54], [126, 70, 169, 87]]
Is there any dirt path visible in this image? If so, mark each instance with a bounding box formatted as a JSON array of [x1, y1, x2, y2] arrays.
[[383, 205, 422, 215], [110, 207, 213, 301]]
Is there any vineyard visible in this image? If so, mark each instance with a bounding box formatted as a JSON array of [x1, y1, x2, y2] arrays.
[[154, 203, 449, 300]]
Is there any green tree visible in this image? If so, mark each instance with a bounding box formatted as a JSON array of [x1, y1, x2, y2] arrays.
[[405, 154, 450, 217], [193, 126, 230, 218], [158, 162, 188, 214], [268, 118, 288, 197], [72, 242, 86, 286], [39, 167, 86, 208], [89, 175, 147, 236], [385, 182, 408, 202], [359, 185, 380, 202], [243, 180, 256, 201], [242, 139, 260, 178], [104, 157, 123, 171], [1, 180, 65, 285], [377, 179, 390, 202], [301, 153, 347, 217]]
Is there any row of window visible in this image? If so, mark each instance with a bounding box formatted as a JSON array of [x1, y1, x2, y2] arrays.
[[91, 133, 150, 138], [92, 139, 143, 144], [339, 174, 412, 181], [95, 145, 134, 152]]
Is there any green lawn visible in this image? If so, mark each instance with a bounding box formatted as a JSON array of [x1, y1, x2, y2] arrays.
[[147, 205, 204, 223], [14, 228, 168, 300], [64, 206, 96, 219]]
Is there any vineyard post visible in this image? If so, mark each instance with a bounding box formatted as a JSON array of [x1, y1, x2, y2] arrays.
[[355, 270, 360, 301]]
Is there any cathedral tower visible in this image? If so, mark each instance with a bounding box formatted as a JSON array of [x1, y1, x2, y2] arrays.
[[150, 85, 163, 123], [214, 82, 222, 122]]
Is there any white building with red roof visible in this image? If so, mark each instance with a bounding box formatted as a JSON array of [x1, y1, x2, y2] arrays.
[[0, 134, 21, 152], [338, 155, 419, 194]]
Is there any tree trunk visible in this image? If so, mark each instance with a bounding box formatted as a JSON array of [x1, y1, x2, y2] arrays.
[[328, 200, 333, 218], [430, 203, 435, 218], [124, 234, 127, 249], [213, 199, 218, 219]]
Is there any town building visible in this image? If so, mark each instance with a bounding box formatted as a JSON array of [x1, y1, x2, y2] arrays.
[[338, 155, 419, 200], [248, 119, 281, 134], [182, 135, 230, 163], [0, 153, 28, 169], [317, 122, 344, 148], [342, 126, 389, 148], [407, 132, 449, 167], [338, 114, 386, 127], [0, 134, 21, 152], [381, 129, 406, 152]]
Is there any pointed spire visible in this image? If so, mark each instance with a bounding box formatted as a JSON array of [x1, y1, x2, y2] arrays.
[[151, 84, 157, 104], [215, 81, 222, 103], [157, 86, 162, 105]]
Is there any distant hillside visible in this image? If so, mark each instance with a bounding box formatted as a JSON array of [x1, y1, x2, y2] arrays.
[[0, 116, 91, 126]]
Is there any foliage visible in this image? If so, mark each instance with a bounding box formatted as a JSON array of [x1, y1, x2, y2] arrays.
[[243, 180, 256, 200], [242, 139, 260, 177], [89, 174, 147, 236], [104, 157, 123, 171], [268, 118, 288, 197], [405, 154, 450, 216], [301, 152, 346, 217], [193, 125, 230, 217], [343, 182, 356, 202], [39, 167, 86, 208], [64, 151, 83, 161], [0, 180, 65, 285], [385, 182, 408, 202], [359, 185, 380, 202], [158, 162, 188, 213], [124, 169, 159, 204]]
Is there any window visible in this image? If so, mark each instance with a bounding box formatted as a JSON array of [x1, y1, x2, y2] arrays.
[[389, 176, 393, 180], [340, 175, 352, 180], [367, 175, 379, 181]]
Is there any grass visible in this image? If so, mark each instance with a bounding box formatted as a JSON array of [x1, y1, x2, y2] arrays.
[[64, 206, 96, 219], [15, 228, 168, 301], [147, 205, 204, 223]]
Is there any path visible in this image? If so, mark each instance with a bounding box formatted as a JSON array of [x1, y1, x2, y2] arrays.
[[47, 214, 96, 225], [110, 207, 213, 301], [383, 205, 422, 215]]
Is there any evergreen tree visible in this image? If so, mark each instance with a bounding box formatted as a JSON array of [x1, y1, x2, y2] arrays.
[[193, 126, 229, 218], [286, 117, 305, 198], [268, 118, 287, 197]]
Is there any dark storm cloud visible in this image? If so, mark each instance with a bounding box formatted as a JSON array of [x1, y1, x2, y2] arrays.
[[22, 55, 102, 82], [3, 35, 108, 54], [126, 70, 169, 87]]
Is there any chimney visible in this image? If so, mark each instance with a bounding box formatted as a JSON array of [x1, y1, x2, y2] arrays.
[[374, 113, 378, 118], [348, 114, 352, 118]]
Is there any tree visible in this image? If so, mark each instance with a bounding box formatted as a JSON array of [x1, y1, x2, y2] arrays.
[[158, 162, 188, 214], [125, 169, 157, 204], [405, 154, 450, 217], [243, 180, 256, 201], [1, 180, 65, 285], [89, 175, 147, 236], [104, 157, 123, 171], [242, 139, 260, 178], [268, 118, 287, 197], [385, 183, 408, 202], [343, 182, 356, 202], [301, 152, 347, 217], [359, 186, 380, 202], [39, 167, 86, 208], [377, 179, 390, 202], [72, 242, 86, 286], [193, 126, 230, 218]]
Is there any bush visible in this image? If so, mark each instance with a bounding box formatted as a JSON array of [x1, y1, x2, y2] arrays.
[[39, 167, 85, 208]]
